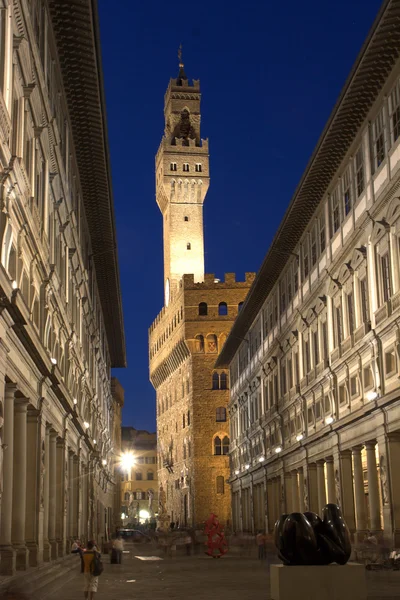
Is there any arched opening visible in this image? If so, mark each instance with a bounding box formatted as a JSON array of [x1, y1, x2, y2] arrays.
[[194, 334, 204, 353], [214, 436, 222, 455], [199, 302, 207, 316], [212, 372, 220, 390], [238, 302, 244, 312], [218, 302, 228, 316], [222, 436, 230, 455], [220, 372, 228, 390], [206, 334, 217, 353]]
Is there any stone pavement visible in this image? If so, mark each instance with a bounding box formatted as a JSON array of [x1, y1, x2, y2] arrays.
[[40, 547, 400, 600]]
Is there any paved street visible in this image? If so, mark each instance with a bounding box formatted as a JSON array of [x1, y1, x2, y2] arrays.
[[39, 546, 400, 600]]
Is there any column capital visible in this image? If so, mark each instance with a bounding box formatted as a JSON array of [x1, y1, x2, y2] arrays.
[[325, 456, 334, 464], [352, 445, 364, 454], [4, 383, 17, 399], [340, 448, 353, 458], [365, 440, 377, 450], [49, 429, 58, 439], [316, 459, 325, 466], [14, 397, 29, 411]]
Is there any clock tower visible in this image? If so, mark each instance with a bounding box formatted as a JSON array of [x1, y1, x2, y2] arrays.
[[155, 55, 210, 306]]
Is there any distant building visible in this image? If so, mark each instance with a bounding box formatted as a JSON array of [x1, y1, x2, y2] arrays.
[[120, 428, 158, 524], [149, 57, 254, 527], [217, 0, 400, 545], [0, 0, 125, 574]]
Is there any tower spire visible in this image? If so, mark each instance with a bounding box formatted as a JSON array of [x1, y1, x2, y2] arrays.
[[177, 43, 187, 81]]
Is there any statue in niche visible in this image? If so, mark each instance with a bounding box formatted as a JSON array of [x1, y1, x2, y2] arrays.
[[148, 489, 154, 513], [303, 477, 309, 511], [335, 469, 341, 506], [380, 455, 389, 505]]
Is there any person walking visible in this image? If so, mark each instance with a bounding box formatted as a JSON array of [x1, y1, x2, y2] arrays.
[[112, 535, 124, 564], [81, 540, 101, 599]]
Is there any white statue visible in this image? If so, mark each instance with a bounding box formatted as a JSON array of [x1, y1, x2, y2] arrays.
[[380, 455, 389, 505], [148, 489, 154, 513]]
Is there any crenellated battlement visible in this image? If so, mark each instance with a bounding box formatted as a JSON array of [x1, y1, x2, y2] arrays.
[[183, 272, 256, 289]]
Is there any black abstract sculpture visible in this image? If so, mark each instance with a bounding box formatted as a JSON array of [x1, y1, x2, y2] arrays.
[[274, 503, 351, 565]]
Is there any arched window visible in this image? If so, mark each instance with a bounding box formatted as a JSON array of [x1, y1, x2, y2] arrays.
[[220, 372, 228, 390], [135, 471, 143, 481], [147, 471, 154, 481], [206, 334, 218, 353], [212, 372, 220, 390], [218, 302, 228, 316], [1, 223, 12, 271], [194, 334, 204, 352], [8, 245, 16, 280], [214, 436, 222, 455], [216, 476, 225, 494], [199, 302, 207, 316], [238, 302, 244, 312], [216, 407, 227, 422], [222, 436, 230, 455]]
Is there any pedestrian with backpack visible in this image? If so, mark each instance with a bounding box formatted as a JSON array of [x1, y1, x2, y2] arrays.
[[81, 540, 103, 599]]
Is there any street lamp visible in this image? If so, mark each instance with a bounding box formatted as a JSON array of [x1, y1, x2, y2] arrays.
[[120, 451, 136, 473]]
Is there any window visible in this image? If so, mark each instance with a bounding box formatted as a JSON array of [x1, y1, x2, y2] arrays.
[[183, 163, 189, 172], [381, 253, 391, 303], [319, 214, 326, 253], [303, 238, 309, 278], [222, 436, 229, 455], [343, 167, 352, 216], [389, 79, 400, 143], [220, 372, 228, 390], [183, 444, 186, 460], [313, 330, 319, 366], [310, 227, 317, 267], [187, 410, 190, 426], [287, 356, 293, 390], [322, 321, 328, 361], [8, 244, 16, 280], [363, 366, 373, 390], [184, 216, 189, 221], [187, 242, 191, 250], [238, 302, 244, 312], [195, 163, 202, 172], [216, 407, 226, 422], [355, 146, 365, 197], [135, 472, 142, 481], [339, 384, 347, 405], [303, 338, 310, 374], [212, 372, 220, 390], [360, 278, 370, 323], [385, 349, 396, 375], [199, 302, 207, 316], [281, 361, 287, 395], [147, 471, 154, 480], [350, 376, 358, 397], [183, 413, 186, 428], [324, 395, 331, 415], [331, 188, 340, 235], [334, 305, 343, 347], [214, 436, 222, 455], [315, 400, 322, 420], [195, 334, 204, 352], [307, 406, 314, 427], [216, 475, 224, 494], [170, 162, 177, 171], [372, 110, 386, 170], [218, 302, 228, 316], [347, 292, 355, 335]]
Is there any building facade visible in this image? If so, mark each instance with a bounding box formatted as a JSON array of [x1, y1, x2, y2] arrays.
[[0, 0, 125, 575], [120, 427, 158, 524], [217, 0, 400, 545], [149, 60, 254, 528]]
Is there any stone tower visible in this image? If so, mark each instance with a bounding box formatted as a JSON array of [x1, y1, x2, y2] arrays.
[[150, 58, 255, 528], [155, 58, 209, 307]]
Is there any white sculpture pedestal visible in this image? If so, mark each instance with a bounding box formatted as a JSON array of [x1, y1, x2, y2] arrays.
[[270, 563, 366, 600]]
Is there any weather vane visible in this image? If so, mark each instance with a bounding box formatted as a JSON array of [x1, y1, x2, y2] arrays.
[[178, 43, 183, 67]]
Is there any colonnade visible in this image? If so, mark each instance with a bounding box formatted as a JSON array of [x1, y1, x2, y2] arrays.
[[233, 431, 400, 546], [0, 382, 93, 575]]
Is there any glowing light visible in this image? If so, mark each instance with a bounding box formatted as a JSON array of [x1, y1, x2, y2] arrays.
[[11, 280, 18, 290], [258, 456, 265, 462], [84, 421, 90, 429], [73, 398, 78, 405], [325, 416, 334, 425], [275, 446, 282, 454], [366, 390, 378, 402], [93, 439, 97, 445], [234, 469, 240, 475], [121, 513, 126, 520], [139, 509, 150, 521], [120, 452, 136, 473], [102, 459, 107, 466], [296, 434, 304, 442], [245, 464, 250, 470], [50, 357, 57, 365]]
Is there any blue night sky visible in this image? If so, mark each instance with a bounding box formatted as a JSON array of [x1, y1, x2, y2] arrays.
[[98, 0, 383, 430]]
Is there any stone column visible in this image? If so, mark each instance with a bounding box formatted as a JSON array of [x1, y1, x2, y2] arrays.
[[352, 446, 367, 535], [11, 398, 29, 570], [340, 450, 356, 533], [68, 451, 74, 541], [385, 433, 400, 545], [325, 457, 336, 504], [291, 472, 299, 512], [298, 469, 305, 512], [48, 430, 58, 558], [25, 409, 41, 566], [365, 441, 381, 531], [0, 383, 17, 575], [316, 461, 326, 512], [307, 464, 319, 513], [56, 438, 66, 556], [42, 426, 50, 561]]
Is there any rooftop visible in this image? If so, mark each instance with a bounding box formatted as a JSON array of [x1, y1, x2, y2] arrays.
[[216, 0, 400, 368], [48, 0, 126, 368]]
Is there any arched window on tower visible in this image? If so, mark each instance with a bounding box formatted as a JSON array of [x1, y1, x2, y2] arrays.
[[238, 302, 244, 312], [218, 302, 228, 316], [194, 335, 204, 353], [222, 436, 230, 455], [212, 372, 220, 390], [220, 372, 228, 390], [206, 334, 218, 353], [199, 302, 207, 316], [214, 436, 222, 455]]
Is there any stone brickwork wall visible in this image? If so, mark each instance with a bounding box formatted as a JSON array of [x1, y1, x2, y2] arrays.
[[150, 273, 255, 527]]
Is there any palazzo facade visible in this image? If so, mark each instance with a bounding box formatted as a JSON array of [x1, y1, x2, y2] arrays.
[[149, 61, 254, 527], [217, 0, 400, 546], [0, 0, 125, 574]]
